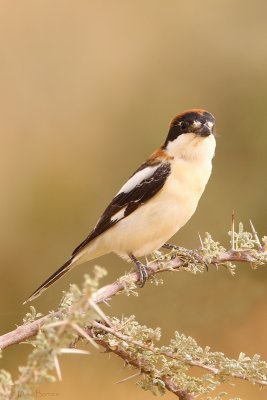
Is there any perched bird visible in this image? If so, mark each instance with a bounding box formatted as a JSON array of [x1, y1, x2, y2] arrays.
[[24, 109, 216, 303]]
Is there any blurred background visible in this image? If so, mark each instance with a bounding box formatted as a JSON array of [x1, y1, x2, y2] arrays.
[[0, 0, 267, 399]]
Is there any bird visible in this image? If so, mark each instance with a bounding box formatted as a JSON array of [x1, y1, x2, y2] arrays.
[[24, 109, 216, 303]]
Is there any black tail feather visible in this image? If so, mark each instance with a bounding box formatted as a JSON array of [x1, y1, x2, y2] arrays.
[[23, 256, 75, 304]]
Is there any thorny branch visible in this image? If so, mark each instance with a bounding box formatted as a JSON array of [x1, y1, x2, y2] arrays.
[[1, 224, 266, 399], [90, 321, 267, 387], [0, 248, 265, 351], [88, 333, 194, 400]]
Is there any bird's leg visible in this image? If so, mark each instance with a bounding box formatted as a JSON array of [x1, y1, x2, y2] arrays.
[[128, 253, 148, 287], [162, 243, 209, 271]]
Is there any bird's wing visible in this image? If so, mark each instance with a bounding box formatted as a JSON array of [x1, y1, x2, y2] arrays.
[[24, 161, 171, 303], [72, 161, 171, 256]]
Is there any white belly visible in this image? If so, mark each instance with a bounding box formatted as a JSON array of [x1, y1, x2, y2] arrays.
[[96, 157, 212, 259], [73, 134, 215, 265]]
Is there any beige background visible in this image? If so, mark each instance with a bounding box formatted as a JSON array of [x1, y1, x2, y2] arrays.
[[0, 1, 267, 399]]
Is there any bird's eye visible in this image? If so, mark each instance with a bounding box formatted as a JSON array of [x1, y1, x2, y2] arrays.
[[179, 121, 188, 131]]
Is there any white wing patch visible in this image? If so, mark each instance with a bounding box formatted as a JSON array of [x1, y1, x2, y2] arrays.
[[117, 165, 159, 195], [110, 207, 126, 222]]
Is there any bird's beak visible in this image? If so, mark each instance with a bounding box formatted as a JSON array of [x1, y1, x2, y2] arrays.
[[196, 122, 214, 137]]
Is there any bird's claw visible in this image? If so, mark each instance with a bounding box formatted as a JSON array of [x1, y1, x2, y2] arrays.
[[162, 243, 209, 271], [136, 262, 149, 287], [129, 253, 149, 287]]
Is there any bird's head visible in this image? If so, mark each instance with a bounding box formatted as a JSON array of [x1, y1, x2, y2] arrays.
[[163, 109, 216, 160]]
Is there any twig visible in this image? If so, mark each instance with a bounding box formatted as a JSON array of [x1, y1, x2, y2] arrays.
[[198, 232, 204, 249], [231, 211, 235, 250], [88, 333, 195, 399], [249, 220, 262, 249], [0, 248, 265, 351], [91, 321, 267, 387]]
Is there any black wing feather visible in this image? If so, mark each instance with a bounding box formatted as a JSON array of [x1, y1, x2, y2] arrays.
[[72, 162, 171, 256]]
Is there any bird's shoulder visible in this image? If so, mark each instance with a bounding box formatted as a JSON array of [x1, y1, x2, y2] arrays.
[[71, 148, 173, 256], [135, 147, 174, 172]]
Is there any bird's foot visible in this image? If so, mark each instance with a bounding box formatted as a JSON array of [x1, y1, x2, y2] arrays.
[[128, 253, 148, 287], [162, 243, 209, 271]]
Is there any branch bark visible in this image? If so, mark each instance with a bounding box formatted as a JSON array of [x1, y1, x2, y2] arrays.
[[0, 248, 264, 351], [92, 321, 267, 388], [92, 336, 195, 400]]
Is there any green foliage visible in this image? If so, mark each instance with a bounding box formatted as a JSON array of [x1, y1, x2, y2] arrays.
[[0, 266, 107, 400], [119, 274, 139, 296], [22, 306, 43, 324], [231, 222, 258, 250], [95, 318, 267, 397], [152, 223, 267, 277], [0, 226, 266, 400]]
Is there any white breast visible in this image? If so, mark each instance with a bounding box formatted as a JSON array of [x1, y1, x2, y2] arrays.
[[101, 156, 213, 258], [78, 133, 216, 262]]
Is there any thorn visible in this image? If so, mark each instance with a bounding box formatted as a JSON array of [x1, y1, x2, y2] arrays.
[[114, 370, 141, 384], [231, 211, 235, 251], [59, 348, 90, 355], [249, 220, 262, 249], [19, 342, 34, 346], [53, 355, 62, 381], [116, 315, 134, 331], [103, 300, 111, 307], [71, 322, 99, 349], [198, 232, 204, 249], [44, 320, 68, 329], [89, 299, 111, 326]]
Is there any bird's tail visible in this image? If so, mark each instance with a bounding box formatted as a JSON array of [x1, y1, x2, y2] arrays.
[[23, 256, 76, 304], [23, 237, 109, 304]]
